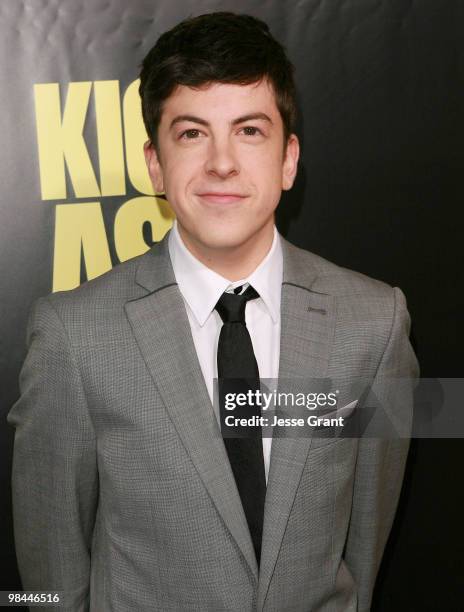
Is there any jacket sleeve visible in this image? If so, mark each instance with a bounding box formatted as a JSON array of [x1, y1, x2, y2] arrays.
[[343, 286, 420, 611], [7, 297, 98, 612]]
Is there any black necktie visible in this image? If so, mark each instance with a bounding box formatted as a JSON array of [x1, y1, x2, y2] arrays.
[[215, 285, 266, 566]]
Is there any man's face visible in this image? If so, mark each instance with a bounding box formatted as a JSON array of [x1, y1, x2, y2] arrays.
[[144, 79, 299, 254]]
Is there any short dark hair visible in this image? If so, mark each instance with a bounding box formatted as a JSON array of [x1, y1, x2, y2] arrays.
[[139, 12, 297, 149]]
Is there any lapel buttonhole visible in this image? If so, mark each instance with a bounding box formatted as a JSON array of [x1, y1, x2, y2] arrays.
[[307, 306, 327, 315]]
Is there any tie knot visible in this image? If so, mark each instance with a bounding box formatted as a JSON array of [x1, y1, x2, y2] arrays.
[[215, 285, 260, 323]]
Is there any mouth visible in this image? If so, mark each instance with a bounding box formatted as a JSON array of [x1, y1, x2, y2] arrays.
[[196, 192, 249, 205]]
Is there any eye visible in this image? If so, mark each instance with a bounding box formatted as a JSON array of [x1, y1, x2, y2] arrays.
[[240, 126, 262, 136], [179, 129, 201, 140]]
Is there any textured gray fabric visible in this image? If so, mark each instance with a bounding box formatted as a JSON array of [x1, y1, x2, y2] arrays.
[[8, 231, 419, 611]]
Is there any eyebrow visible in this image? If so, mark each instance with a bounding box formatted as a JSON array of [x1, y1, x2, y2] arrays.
[[169, 112, 273, 130]]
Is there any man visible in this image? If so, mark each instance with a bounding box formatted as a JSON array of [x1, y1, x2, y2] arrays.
[[9, 12, 419, 612]]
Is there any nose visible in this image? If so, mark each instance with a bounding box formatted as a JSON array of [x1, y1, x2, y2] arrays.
[[204, 136, 239, 179]]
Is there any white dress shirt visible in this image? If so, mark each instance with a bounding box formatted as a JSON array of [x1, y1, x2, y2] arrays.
[[168, 220, 282, 482]]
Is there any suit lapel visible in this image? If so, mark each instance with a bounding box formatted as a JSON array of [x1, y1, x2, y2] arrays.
[[258, 238, 336, 608], [124, 236, 258, 580]]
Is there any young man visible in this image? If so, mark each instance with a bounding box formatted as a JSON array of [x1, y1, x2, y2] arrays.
[[9, 12, 419, 612]]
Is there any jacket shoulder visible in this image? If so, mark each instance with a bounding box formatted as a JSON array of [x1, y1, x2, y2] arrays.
[[32, 251, 154, 339], [45, 248, 157, 315], [285, 241, 395, 299]]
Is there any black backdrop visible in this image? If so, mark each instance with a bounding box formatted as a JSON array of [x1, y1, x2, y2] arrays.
[[1, 1, 463, 610]]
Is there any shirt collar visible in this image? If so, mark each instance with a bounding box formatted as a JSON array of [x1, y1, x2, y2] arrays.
[[168, 219, 282, 326]]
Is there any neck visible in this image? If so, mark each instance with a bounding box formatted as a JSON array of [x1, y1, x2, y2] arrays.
[[177, 218, 275, 281]]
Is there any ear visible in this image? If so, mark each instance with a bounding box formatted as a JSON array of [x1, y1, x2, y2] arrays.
[[144, 141, 164, 194], [282, 134, 300, 191]]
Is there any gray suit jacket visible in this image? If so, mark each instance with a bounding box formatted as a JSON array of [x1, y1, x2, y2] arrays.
[[8, 233, 419, 612]]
